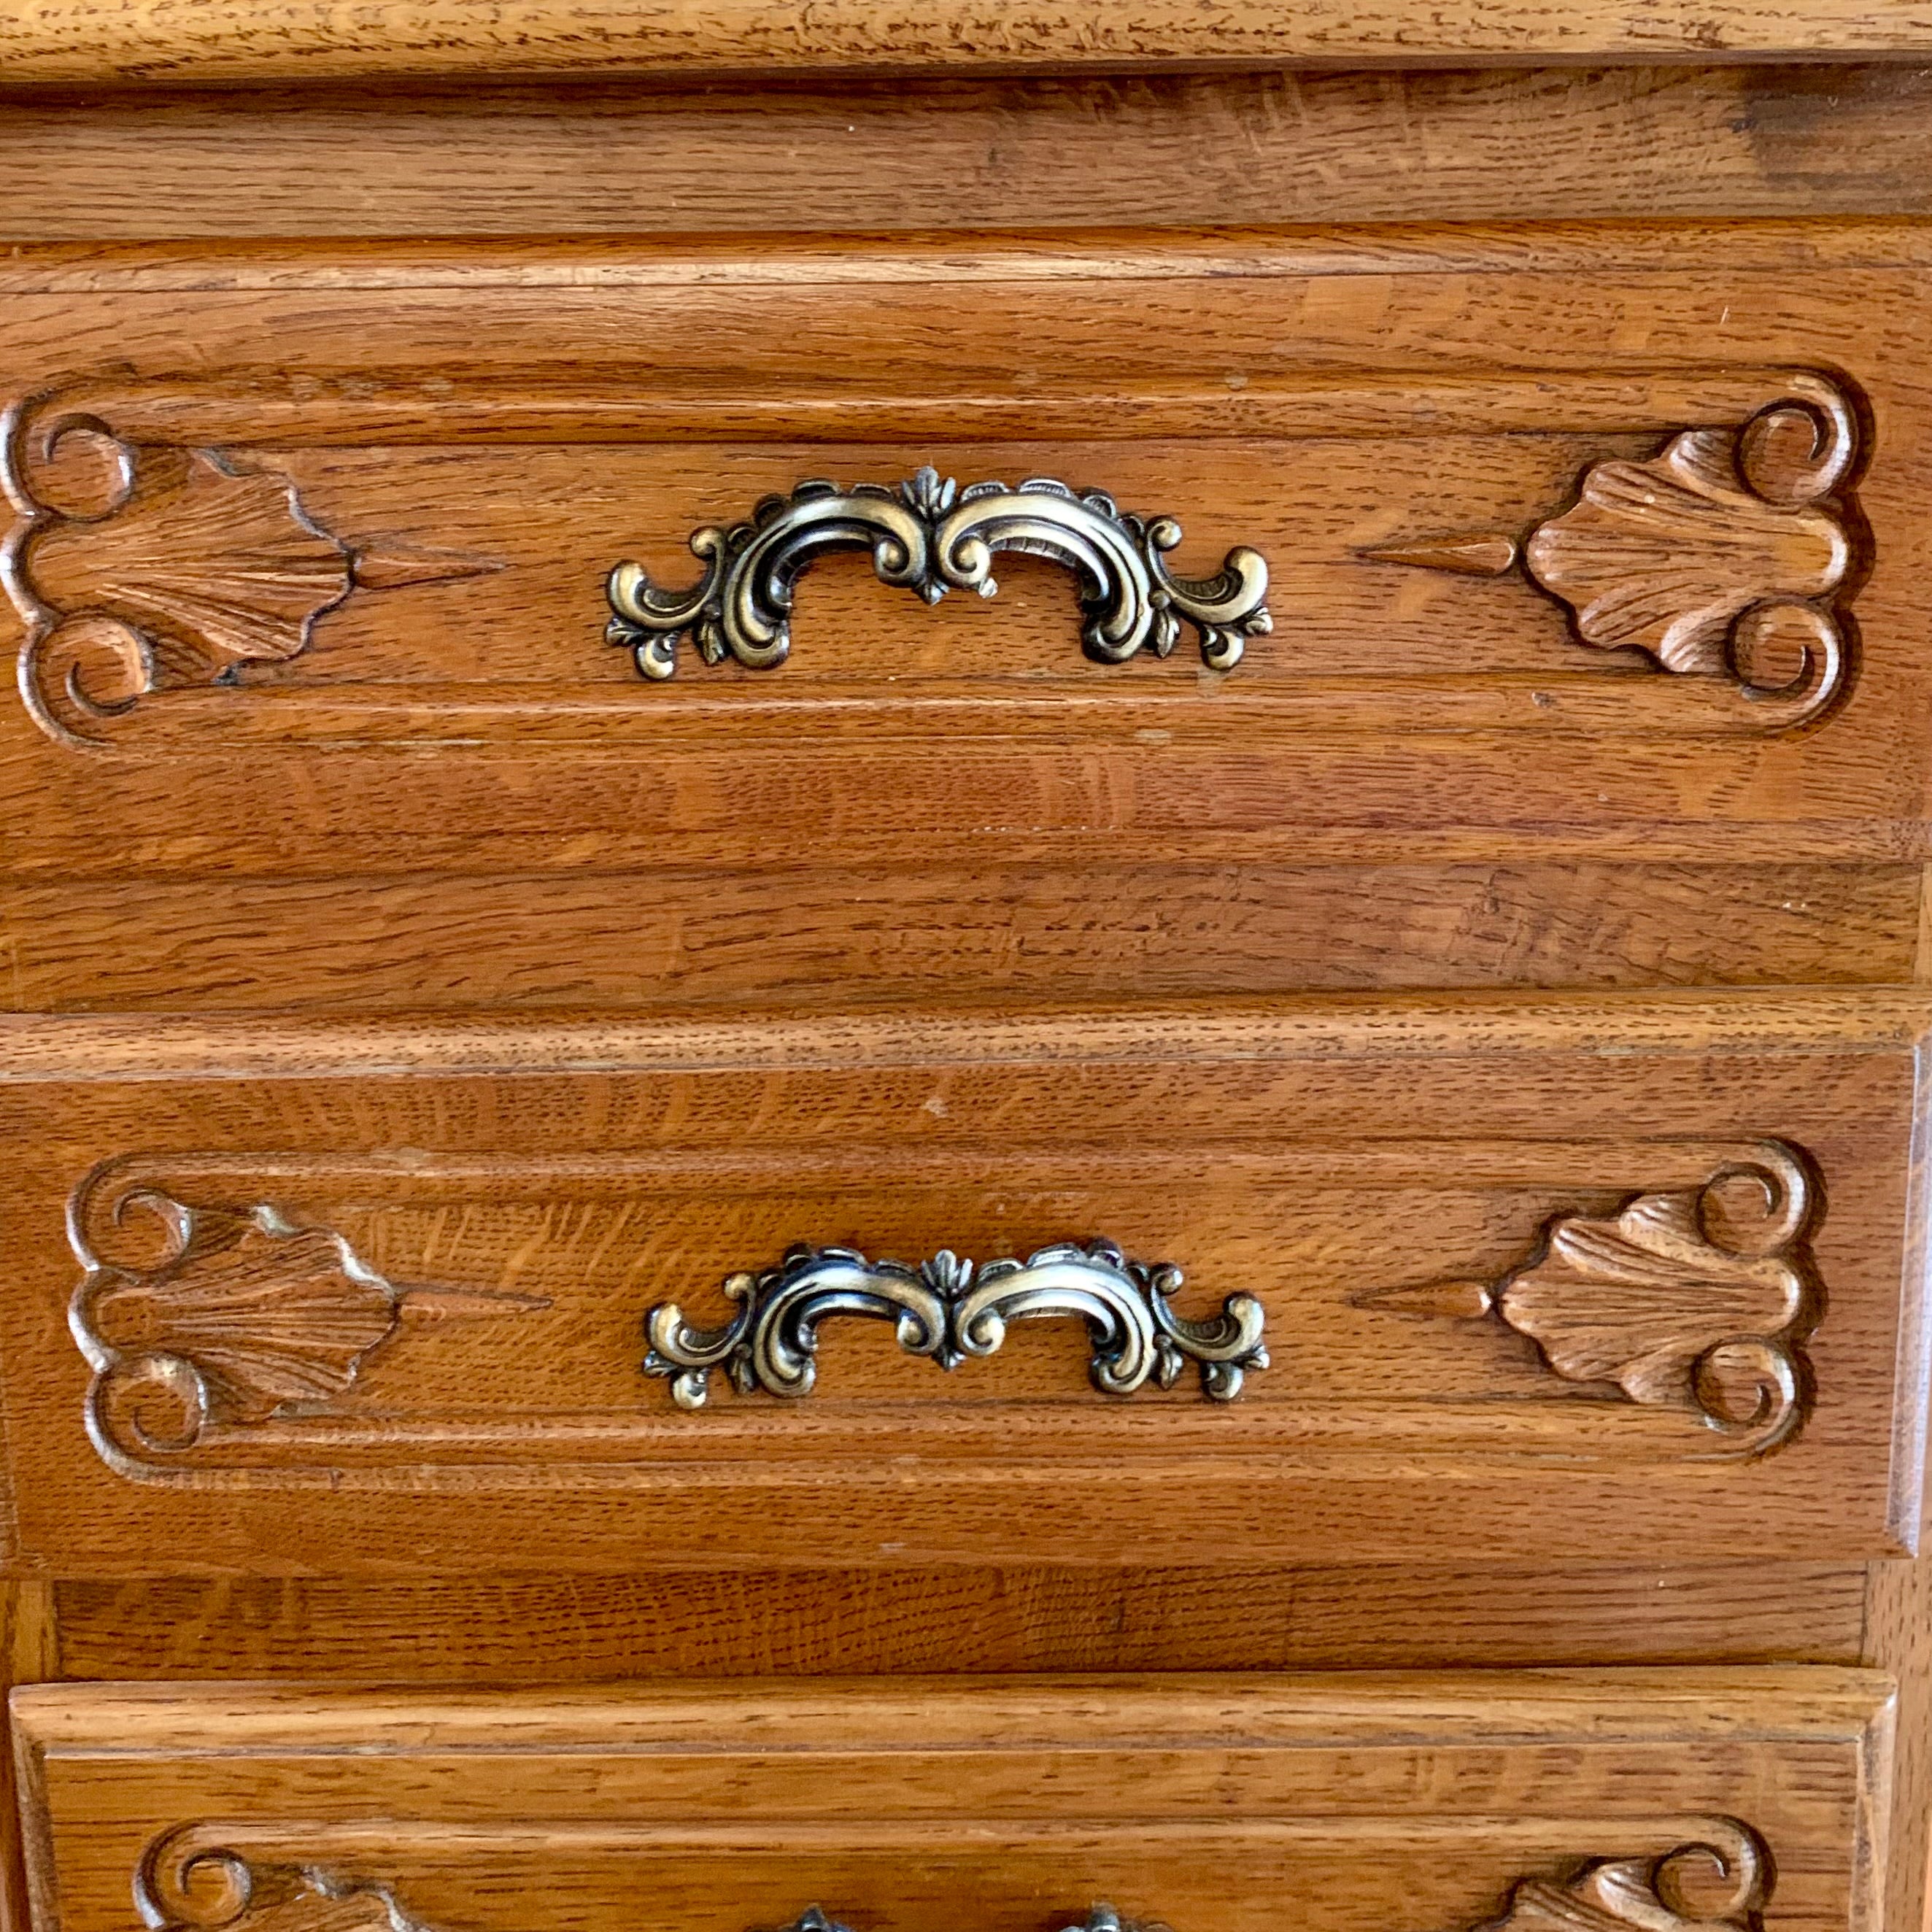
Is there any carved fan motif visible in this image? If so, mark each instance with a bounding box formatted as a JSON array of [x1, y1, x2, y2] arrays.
[[72, 1195, 403, 1448], [67, 1168, 551, 1475], [139, 1844, 430, 1932], [1361, 1143, 1816, 1454], [1360, 378, 1860, 726], [22, 447, 355, 682], [1497, 1182, 1807, 1413], [2, 391, 498, 741], [77, 1199, 401, 1423], [1523, 427, 1849, 674], [1483, 1831, 1769, 1932]]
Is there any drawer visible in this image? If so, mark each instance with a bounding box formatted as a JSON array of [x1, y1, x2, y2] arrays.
[[8, 1671, 1895, 1932], [0, 991, 1923, 1572], [0, 225, 1928, 892]]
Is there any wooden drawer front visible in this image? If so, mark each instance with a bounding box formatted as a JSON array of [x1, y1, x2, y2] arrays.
[[0, 226, 1928, 885], [8, 1673, 1894, 1932], [0, 992, 1923, 1573]]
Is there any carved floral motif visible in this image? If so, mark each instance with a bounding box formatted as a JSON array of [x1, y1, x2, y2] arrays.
[[67, 1172, 541, 1472], [1, 391, 495, 743], [1364, 1143, 1816, 1453], [1363, 376, 1861, 726], [1480, 1828, 1768, 1932]]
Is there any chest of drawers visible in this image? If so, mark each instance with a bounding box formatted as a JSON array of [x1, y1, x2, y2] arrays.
[[4, 12, 1932, 1932]]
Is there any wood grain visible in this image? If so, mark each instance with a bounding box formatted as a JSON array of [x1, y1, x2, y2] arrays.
[[2, 229, 1925, 885], [2, 0, 1932, 83], [2, 68, 1931, 241], [0, 58, 1925, 1932], [0, 1585, 54, 1932], [9, 1673, 1894, 1932], [0, 992, 1920, 1574], [0, 864, 1912, 1014], [47, 1566, 1871, 1680]]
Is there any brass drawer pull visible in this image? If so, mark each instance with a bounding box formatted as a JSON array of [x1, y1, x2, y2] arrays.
[[641, 1237, 1269, 1408], [606, 466, 1273, 679]]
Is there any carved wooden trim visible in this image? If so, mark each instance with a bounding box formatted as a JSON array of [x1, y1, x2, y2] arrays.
[[133, 1827, 1770, 1932], [67, 1167, 544, 1474], [1361, 1140, 1817, 1454], [1478, 1830, 1768, 1932], [0, 389, 496, 744], [1363, 375, 1860, 727]]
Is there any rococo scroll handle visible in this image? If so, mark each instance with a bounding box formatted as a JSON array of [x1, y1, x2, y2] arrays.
[[606, 466, 1273, 679], [642, 1237, 1268, 1408]]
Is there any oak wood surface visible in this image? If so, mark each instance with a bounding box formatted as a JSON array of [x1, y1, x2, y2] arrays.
[[0, 54, 1927, 1932], [3, 68, 1931, 241], [0, 226, 1925, 901], [0, 992, 1919, 1574], [0, 1588, 53, 1932], [45, 1566, 1874, 1680], [8, 1672, 1895, 1932], [4, 863, 1911, 1016], [3, 0, 1932, 83]]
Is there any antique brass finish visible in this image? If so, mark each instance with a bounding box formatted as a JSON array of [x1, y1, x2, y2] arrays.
[[642, 1238, 1270, 1407], [607, 467, 1273, 678]]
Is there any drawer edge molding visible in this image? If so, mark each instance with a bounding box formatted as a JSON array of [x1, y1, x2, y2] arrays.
[[129, 1824, 1773, 1932]]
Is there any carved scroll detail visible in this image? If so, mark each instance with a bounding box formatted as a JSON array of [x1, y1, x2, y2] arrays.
[[643, 1237, 1269, 1408], [134, 1828, 1769, 1932], [1363, 376, 1860, 726], [1362, 1143, 1816, 1454], [139, 1842, 428, 1932], [1, 391, 496, 743], [1480, 1828, 1768, 1932], [68, 1172, 540, 1469], [606, 465, 1273, 679]]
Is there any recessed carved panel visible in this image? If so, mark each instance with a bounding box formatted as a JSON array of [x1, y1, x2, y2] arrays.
[[132, 1828, 1771, 1932], [0, 366, 1869, 748], [61, 1140, 1829, 1488]]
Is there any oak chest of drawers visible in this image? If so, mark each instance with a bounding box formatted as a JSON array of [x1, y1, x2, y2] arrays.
[[3, 12, 1932, 1932]]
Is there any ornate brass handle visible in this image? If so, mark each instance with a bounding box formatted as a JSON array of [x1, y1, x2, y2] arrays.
[[641, 1237, 1269, 1408], [606, 466, 1272, 679]]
